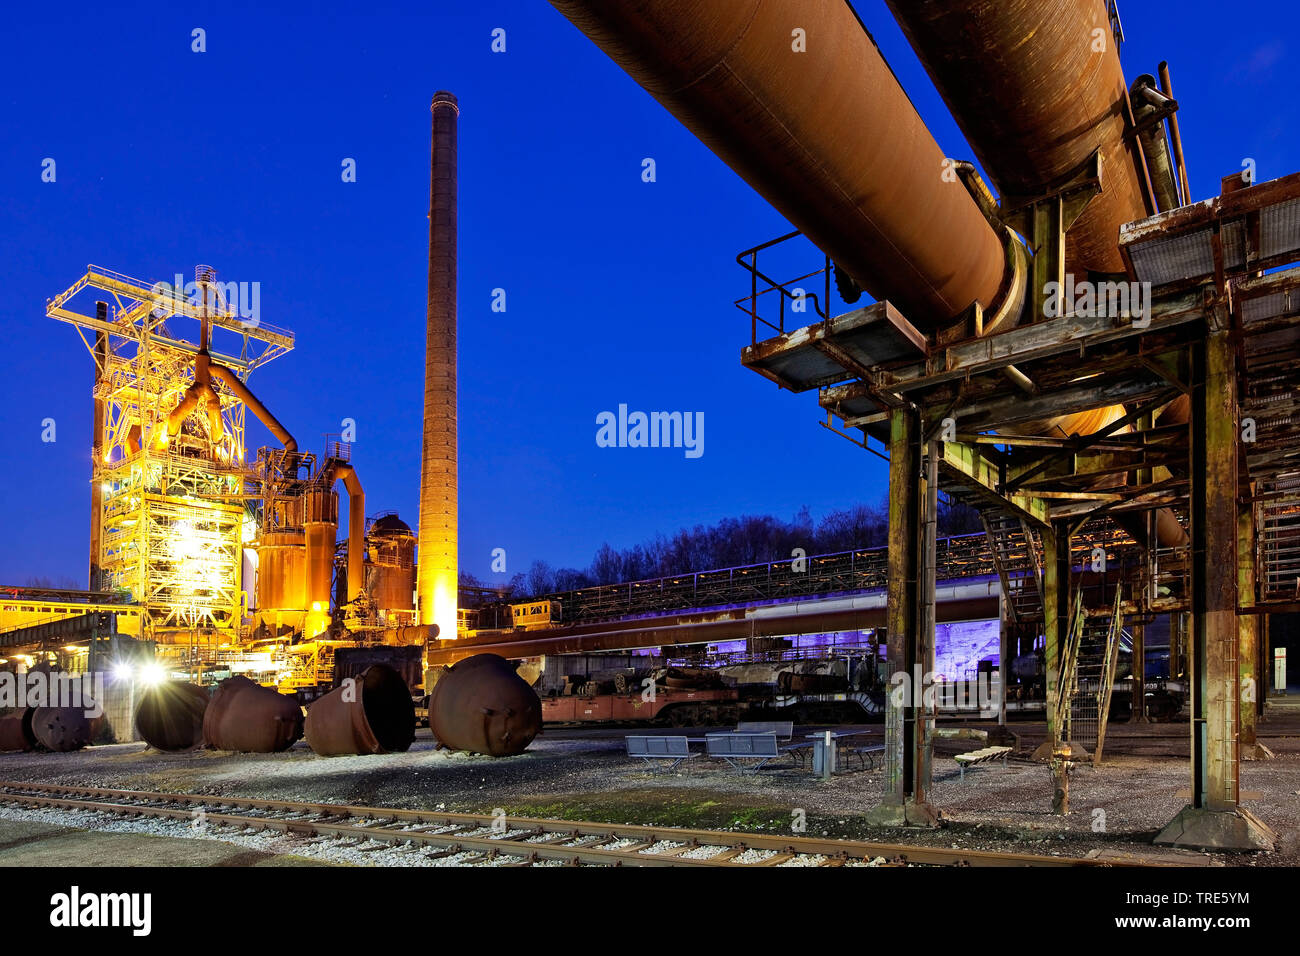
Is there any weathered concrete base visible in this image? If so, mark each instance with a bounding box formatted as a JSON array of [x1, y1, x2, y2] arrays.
[[1153, 805, 1276, 853], [1242, 742, 1275, 761], [865, 798, 942, 828]]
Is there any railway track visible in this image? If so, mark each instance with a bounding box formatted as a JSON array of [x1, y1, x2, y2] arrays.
[[0, 781, 1129, 867]]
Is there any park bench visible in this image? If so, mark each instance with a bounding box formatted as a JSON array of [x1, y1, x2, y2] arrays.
[[840, 743, 886, 770], [736, 720, 794, 741], [625, 735, 700, 772], [953, 745, 1013, 781], [705, 732, 781, 773]]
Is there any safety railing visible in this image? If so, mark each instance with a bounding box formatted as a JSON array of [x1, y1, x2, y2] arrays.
[[735, 230, 832, 343]]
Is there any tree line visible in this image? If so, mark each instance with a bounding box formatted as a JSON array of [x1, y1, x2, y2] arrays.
[[464, 496, 983, 599]]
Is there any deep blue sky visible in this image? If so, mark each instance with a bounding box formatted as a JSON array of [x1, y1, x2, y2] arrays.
[[1, 1, 1296, 588]]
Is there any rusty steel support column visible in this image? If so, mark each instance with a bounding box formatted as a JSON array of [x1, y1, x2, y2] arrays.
[[867, 407, 938, 827], [1156, 329, 1274, 850], [1043, 521, 1071, 747], [1238, 494, 1271, 759], [1130, 622, 1147, 722], [89, 301, 108, 592], [417, 91, 460, 646]]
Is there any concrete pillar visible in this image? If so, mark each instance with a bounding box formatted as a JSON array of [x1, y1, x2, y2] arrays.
[[1156, 328, 1274, 851]]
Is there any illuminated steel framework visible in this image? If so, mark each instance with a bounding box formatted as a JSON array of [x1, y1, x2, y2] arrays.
[[47, 265, 294, 643]]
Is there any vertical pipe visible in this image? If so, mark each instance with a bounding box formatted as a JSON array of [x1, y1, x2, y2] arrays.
[[418, 92, 459, 644], [90, 301, 108, 591], [1044, 521, 1072, 746], [1158, 62, 1192, 206], [918, 439, 938, 800]]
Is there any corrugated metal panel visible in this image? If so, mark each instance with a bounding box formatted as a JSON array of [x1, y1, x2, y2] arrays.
[[1241, 292, 1288, 324], [1127, 229, 1215, 285], [1221, 220, 1246, 270], [1260, 197, 1300, 259]]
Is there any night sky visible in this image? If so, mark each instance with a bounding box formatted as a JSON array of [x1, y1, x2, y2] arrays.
[[1, 1, 1296, 589]]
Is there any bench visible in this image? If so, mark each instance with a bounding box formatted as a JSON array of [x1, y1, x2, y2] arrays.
[[953, 745, 1013, 781], [625, 735, 700, 772], [840, 743, 886, 771], [705, 732, 781, 773], [737, 720, 794, 742]]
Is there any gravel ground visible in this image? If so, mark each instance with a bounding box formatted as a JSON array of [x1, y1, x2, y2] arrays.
[[0, 708, 1295, 867]]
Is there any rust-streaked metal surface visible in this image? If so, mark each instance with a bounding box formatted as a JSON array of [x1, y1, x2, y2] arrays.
[[30, 706, 93, 752], [305, 664, 415, 756], [0, 710, 34, 752], [884, 0, 1149, 274], [134, 682, 209, 752], [201, 675, 303, 753], [549, 0, 1007, 327], [417, 91, 459, 638], [428, 653, 542, 756]]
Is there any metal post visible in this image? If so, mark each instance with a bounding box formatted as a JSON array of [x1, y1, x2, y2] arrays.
[[1043, 520, 1071, 746], [1156, 329, 1274, 850], [867, 406, 937, 827], [1238, 496, 1260, 753]]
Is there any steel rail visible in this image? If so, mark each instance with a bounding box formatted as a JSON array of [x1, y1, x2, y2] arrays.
[[0, 781, 1137, 868]]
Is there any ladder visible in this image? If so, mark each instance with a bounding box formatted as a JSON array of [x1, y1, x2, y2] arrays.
[[1059, 586, 1123, 762]]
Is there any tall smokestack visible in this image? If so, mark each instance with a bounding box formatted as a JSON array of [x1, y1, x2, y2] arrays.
[[417, 91, 459, 642]]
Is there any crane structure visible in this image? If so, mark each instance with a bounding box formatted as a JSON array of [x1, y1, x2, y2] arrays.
[[46, 264, 293, 647]]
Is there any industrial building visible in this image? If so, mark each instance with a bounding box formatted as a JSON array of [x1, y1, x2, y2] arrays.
[[0, 0, 1297, 875]]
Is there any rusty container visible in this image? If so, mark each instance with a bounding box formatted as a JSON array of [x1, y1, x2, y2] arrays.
[[135, 682, 210, 752], [0, 709, 35, 752], [304, 664, 415, 756], [31, 706, 93, 752], [202, 675, 303, 752], [428, 653, 542, 757]]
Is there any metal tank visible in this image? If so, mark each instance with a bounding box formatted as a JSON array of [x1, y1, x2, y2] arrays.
[[256, 529, 308, 631], [368, 513, 417, 622], [0, 709, 35, 752], [135, 682, 210, 751], [304, 664, 415, 756], [202, 675, 303, 752], [30, 706, 93, 752], [427, 653, 542, 757]]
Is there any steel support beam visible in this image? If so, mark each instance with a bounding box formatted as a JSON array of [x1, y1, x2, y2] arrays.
[[867, 406, 939, 827], [1156, 329, 1274, 851]]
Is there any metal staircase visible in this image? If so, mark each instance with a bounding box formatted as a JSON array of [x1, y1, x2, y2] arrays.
[[1059, 586, 1124, 765], [981, 512, 1044, 623]]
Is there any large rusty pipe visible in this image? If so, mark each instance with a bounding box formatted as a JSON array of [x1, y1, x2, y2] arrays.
[[548, 0, 1008, 328], [209, 363, 298, 453], [0, 709, 35, 752], [332, 463, 366, 607], [31, 706, 93, 752], [418, 91, 460, 640], [428, 653, 542, 756], [304, 664, 415, 756], [135, 681, 209, 751], [883, 0, 1149, 275], [202, 675, 303, 752]]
